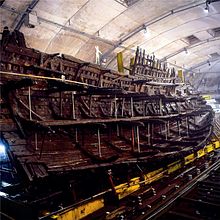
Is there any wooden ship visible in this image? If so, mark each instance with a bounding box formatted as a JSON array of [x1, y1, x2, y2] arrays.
[[0, 28, 215, 219]]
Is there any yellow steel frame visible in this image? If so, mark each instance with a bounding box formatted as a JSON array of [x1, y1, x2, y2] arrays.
[[45, 141, 220, 220], [51, 199, 104, 220]]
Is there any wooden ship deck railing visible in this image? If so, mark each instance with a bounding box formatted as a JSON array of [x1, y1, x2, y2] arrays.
[[0, 28, 214, 182]]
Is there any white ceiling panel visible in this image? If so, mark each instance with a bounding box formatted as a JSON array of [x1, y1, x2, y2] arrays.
[[1, 0, 220, 83], [34, 0, 89, 25], [69, 0, 126, 35]]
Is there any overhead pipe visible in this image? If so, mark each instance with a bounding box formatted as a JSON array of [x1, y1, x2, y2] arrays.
[[187, 56, 220, 71], [101, 0, 207, 60], [1, 1, 214, 74], [14, 0, 39, 30], [1, 0, 215, 56], [1, 4, 116, 47], [161, 37, 220, 62]]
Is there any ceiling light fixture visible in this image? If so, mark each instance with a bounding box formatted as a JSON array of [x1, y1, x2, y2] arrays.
[[143, 25, 148, 37], [204, 0, 210, 12], [25, 13, 39, 28], [184, 47, 190, 55], [204, 5, 209, 12]]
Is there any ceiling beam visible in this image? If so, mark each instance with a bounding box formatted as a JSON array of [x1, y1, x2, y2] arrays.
[[2, 0, 218, 76], [186, 57, 220, 72], [193, 60, 220, 91], [13, 0, 39, 30], [2, 0, 210, 62], [161, 37, 220, 61], [101, 0, 206, 60], [1, 4, 117, 47]]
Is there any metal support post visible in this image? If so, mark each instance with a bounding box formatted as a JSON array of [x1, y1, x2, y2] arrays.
[[97, 128, 101, 157], [28, 86, 32, 120], [147, 123, 150, 145], [114, 95, 117, 118], [89, 95, 92, 116], [137, 126, 140, 153], [60, 91, 63, 117], [151, 124, 154, 139], [177, 120, 181, 136], [71, 92, 76, 119], [159, 99, 162, 115], [167, 121, 170, 137], [75, 128, 78, 142], [186, 117, 189, 137], [110, 100, 113, 116], [131, 126, 135, 151], [131, 97, 134, 117], [117, 124, 120, 137], [122, 98, 125, 117], [35, 132, 38, 150]]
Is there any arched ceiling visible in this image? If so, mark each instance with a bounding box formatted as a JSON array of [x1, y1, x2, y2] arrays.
[[1, 0, 220, 82]]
